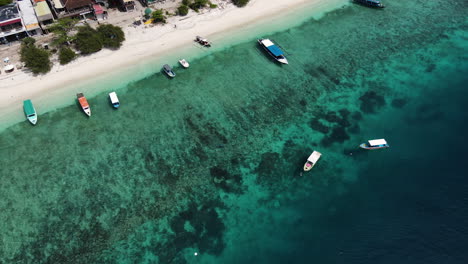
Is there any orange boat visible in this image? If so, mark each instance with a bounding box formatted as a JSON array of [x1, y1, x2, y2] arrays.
[[77, 93, 91, 116]]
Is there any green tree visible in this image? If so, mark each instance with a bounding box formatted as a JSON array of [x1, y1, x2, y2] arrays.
[[232, 0, 249, 7], [20, 38, 51, 74], [0, 0, 13, 6], [49, 18, 79, 47], [58, 47, 77, 65], [152, 9, 167, 24], [177, 5, 189, 16], [188, 0, 209, 12], [97, 24, 125, 49], [74, 25, 103, 54]]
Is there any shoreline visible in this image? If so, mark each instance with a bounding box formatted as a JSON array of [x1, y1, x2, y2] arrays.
[[0, 0, 347, 131]]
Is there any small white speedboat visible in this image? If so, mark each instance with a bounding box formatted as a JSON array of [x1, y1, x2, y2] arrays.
[[303, 151, 322, 172], [179, 59, 189, 68], [109, 92, 120, 109]]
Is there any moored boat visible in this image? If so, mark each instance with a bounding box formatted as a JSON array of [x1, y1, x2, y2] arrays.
[[109, 92, 120, 109], [303, 151, 322, 172], [359, 139, 389, 150], [257, 38, 288, 64], [163, 64, 176, 78], [179, 59, 189, 68], [354, 0, 385, 8], [195, 36, 211, 47], [23, 99, 37, 125], [77, 93, 91, 116]]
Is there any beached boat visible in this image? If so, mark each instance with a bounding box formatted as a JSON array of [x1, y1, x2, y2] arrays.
[[258, 38, 288, 64], [303, 151, 322, 171], [179, 59, 189, 68], [163, 64, 176, 78], [354, 0, 385, 8], [109, 92, 120, 109], [359, 139, 389, 150], [195, 36, 211, 47], [23, 99, 37, 125], [76, 93, 91, 116]]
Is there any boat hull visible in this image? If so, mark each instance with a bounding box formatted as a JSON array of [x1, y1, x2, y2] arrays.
[[77, 93, 91, 117], [303, 162, 315, 171], [303, 151, 322, 172], [23, 99, 38, 125], [179, 60, 189, 68], [359, 143, 389, 150], [354, 0, 385, 8]]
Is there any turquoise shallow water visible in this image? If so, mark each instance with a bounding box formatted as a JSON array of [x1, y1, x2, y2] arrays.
[[1, 0, 467, 263]]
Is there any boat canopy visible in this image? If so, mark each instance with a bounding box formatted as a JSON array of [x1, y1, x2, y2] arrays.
[[368, 139, 387, 146], [23, 100, 35, 115], [261, 39, 284, 56], [163, 64, 172, 71], [307, 151, 322, 163], [109, 92, 118, 103]]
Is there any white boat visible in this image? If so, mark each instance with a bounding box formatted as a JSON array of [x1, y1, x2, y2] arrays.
[[109, 92, 120, 108], [179, 59, 189, 68], [258, 38, 288, 64], [359, 139, 389, 150], [303, 151, 322, 171]]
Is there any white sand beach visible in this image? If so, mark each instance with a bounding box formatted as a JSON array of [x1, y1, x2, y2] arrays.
[[0, 0, 347, 129]]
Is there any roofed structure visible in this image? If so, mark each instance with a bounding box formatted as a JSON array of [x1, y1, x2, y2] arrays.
[[62, 0, 93, 11]]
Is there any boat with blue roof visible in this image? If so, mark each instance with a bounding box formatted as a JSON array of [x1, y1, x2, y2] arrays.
[[360, 139, 389, 150], [258, 38, 288, 64], [23, 99, 37, 125], [354, 0, 385, 8]]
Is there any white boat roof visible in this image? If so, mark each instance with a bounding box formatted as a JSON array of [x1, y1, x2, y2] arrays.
[[307, 151, 322, 163], [109, 92, 119, 103], [261, 39, 274, 47], [368, 139, 387, 146]]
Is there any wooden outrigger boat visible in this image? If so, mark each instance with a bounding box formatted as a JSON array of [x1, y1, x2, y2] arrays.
[[303, 151, 322, 172], [77, 93, 91, 116], [23, 99, 37, 125], [163, 64, 176, 78], [354, 0, 385, 8], [195, 36, 211, 47]]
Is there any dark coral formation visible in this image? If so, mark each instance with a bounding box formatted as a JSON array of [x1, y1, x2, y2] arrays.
[[169, 201, 226, 256], [210, 166, 243, 194], [310, 118, 330, 134], [392, 98, 407, 108], [359, 91, 386, 113]]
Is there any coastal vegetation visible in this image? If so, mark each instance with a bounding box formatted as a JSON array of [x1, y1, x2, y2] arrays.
[[49, 18, 79, 47], [179, 0, 217, 14], [58, 47, 77, 65], [75, 25, 103, 55], [232, 0, 250, 7], [152, 9, 167, 24], [177, 5, 189, 16], [20, 38, 51, 74], [0, 0, 12, 6], [97, 24, 125, 49]]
